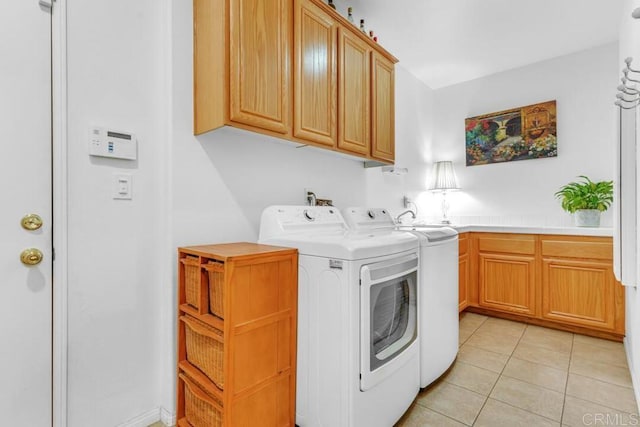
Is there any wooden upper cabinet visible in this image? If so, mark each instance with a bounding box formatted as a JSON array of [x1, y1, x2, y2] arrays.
[[338, 28, 371, 156], [194, 0, 399, 162], [293, 0, 337, 147], [371, 51, 395, 162], [229, 0, 291, 134], [193, 0, 226, 135]]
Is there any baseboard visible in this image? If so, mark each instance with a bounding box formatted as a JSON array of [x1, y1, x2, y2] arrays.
[[161, 407, 177, 427], [110, 406, 175, 427], [116, 408, 161, 427], [465, 306, 624, 342], [624, 337, 640, 415]]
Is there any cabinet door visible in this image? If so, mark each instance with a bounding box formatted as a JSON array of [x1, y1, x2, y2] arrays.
[[293, 0, 337, 147], [479, 253, 536, 315], [230, 0, 291, 134], [459, 254, 469, 312], [371, 51, 395, 162], [458, 234, 469, 312], [541, 258, 616, 330], [338, 28, 370, 155]]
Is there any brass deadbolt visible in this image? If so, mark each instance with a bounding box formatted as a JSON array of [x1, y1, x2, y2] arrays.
[[21, 214, 43, 231], [20, 248, 43, 266]]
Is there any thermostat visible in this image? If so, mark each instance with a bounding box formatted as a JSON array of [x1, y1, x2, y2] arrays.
[[88, 127, 137, 160]]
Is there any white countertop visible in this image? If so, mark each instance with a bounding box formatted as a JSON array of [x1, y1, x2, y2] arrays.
[[411, 223, 614, 237]]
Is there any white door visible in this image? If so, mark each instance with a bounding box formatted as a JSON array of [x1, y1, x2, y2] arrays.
[[0, 2, 53, 426]]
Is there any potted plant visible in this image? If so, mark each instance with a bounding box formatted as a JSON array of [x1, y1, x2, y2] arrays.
[[554, 176, 613, 227]]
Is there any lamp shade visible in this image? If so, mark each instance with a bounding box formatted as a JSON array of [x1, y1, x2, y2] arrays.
[[428, 161, 460, 191]]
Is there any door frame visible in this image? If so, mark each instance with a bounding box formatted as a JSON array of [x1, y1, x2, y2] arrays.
[[52, 0, 68, 425]]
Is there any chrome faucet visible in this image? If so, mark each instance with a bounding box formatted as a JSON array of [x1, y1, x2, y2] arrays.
[[395, 209, 416, 223], [306, 191, 317, 206]]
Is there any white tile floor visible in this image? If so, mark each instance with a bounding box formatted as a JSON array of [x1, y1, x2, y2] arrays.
[[396, 312, 639, 426], [150, 313, 638, 427]]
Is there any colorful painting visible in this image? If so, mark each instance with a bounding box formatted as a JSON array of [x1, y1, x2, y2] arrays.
[[465, 100, 557, 166]]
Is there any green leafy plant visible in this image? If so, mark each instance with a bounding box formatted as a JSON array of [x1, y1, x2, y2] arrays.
[[554, 176, 613, 213]]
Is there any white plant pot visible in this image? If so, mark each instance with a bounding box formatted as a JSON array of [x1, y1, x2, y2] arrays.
[[574, 209, 601, 227]]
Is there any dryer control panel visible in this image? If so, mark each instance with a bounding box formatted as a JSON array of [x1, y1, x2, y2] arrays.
[[342, 207, 395, 230], [258, 206, 347, 241]]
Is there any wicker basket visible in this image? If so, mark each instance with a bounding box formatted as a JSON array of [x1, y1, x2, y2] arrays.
[[180, 373, 223, 427], [181, 256, 202, 309], [205, 262, 225, 318], [182, 315, 224, 389]]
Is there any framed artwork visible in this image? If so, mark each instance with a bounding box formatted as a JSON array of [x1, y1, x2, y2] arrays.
[[465, 100, 557, 166]]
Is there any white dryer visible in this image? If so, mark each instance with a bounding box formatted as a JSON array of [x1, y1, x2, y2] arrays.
[[343, 208, 459, 388], [259, 206, 420, 427]]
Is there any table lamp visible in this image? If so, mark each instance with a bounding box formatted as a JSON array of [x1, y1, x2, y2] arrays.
[[428, 161, 460, 224]]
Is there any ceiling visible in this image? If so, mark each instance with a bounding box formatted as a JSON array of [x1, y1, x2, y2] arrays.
[[346, 0, 624, 89]]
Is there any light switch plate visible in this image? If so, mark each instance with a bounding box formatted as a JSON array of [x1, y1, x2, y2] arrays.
[[113, 173, 132, 200]]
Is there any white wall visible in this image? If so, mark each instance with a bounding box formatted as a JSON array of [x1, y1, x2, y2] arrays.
[[66, 0, 168, 425], [421, 43, 619, 226], [365, 66, 435, 213], [620, 0, 640, 412]]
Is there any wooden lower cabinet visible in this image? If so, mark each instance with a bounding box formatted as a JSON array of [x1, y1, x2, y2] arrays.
[[176, 243, 298, 426], [463, 233, 624, 340], [542, 258, 615, 329], [540, 235, 624, 335], [479, 253, 536, 316], [458, 233, 469, 312], [476, 233, 537, 316]]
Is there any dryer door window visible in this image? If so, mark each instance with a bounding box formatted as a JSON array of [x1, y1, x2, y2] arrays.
[[360, 254, 418, 391], [370, 271, 417, 370]]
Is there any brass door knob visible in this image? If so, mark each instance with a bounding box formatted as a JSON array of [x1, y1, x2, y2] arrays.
[[20, 248, 43, 266], [21, 214, 43, 231]]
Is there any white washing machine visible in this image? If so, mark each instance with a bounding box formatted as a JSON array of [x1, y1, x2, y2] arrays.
[[343, 208, 459, 388], [259, 206, 420, 427], [399, 224, 459, 387]]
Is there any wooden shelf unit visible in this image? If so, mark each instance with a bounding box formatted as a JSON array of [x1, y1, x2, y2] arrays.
[[176, 242, 298, 426]]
